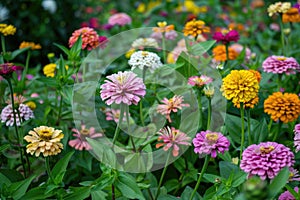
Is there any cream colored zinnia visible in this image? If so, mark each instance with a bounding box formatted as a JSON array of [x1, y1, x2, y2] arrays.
[[24, 126, 64, 157]]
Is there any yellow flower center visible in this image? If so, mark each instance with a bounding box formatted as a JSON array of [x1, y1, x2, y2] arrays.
[[39, 130, 53, 141], [205, 133, 219, 144], [276, 57, 286, 61], [221, 29, 229, 34], [117, 74, 125, 84], [260, 146, 275, 154], [157, 21, 167, 28], [80, 129, 90, 135], [141, 51, 148, 57]]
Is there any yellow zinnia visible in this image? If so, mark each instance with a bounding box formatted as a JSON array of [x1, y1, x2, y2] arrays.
[[19, 41, 42, 50], [221, 70, 259, 106], [24, 126, 64, 157], [43, 63, 56, 77], [0, 24, 16, 36], [183, 19, 210, 38], [264, 92, 300, 123]]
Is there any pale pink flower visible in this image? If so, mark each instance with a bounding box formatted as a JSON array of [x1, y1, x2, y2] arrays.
[[294, 124, 300, 152], [68, 125, 103, 151], [278, 187, 298, 200], [230, 43, 255, 60], [156, 126, 191, 157], [69, 27, 101, 50], [108, 13, 131, 26], [104, 108, 129, 123], [156, 95, 190, 123], [289, 168, 300, 182], [188, 75, 213, 88], [100, 71, 146, 105]]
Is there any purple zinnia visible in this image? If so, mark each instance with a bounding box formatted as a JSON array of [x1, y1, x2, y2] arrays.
[[0, 63, 21, 78], [240, 142, 295, 180], [100, 71, 146, 105], [278, 187, 298, 200], [193, 130, 230, 158], [212, 30, 240, 44], [262, 55, 300, 75], [1, 104, 34, 126], [294, 124, 300, 152]]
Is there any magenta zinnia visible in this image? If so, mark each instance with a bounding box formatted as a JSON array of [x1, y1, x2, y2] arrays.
[[193, 130, 230, 158], [69, 27, 101, 50], [156, 95, 190, 122], [240, 141, 295, 180], [294, 124, 300, 152], [212, 29, 240, 44], [69, 125, 103, 151], [156, 126, 191, 157], [262, 55, 300, 75], [0, 63, 21, 77], [100, 71, 146, 105]]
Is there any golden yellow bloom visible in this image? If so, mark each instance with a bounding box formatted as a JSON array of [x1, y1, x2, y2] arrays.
[[19, 41, 42, 50], [264, 92, 300, 123], [25, 101, 37, 110], [0, 24, 16, 36], [282, 8, 300, 23], [125, 48, 135, 59], [213, 45, 238, 62], [176, 1, 207, 15], [249, 69, 261, 83], [234, 96, 259, 109], [183, 19, 210, 38], [24, 126, 64, 157], [43, 63, 56, 77], [153, 21, 175, 33], [221, 70, 259, 106], [137, 1, 161, 13]]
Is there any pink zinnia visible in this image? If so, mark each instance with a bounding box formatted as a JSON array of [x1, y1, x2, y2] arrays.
[[0, 63, 21, 77], [240, 142, 295, 180], [68, 125, 103, 151], [262, 55, 300, 75], [156, 126, 191, 157], [108, 13, 131, 26], [100, 71, 146, 105], [278, 187, 298, 200], [68, 27, 101, 50], [294, 124, 300, 152], [193, 130, 230, 158], [212, 30, 240, 44], [188, 75, 213, 88], [156, 95, 190, 123], [104, 108, 129, 123]]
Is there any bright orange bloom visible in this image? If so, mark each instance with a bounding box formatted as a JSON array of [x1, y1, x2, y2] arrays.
[[282, 8, 300, 23], [153, 21, 175, 33], [183, 19, 210, 38], [212, 45, 238, 62], [19, 41, 42, 50], [264, 92, 300, 123]]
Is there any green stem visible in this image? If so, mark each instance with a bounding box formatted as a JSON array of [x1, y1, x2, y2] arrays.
[[239, 103, 245, 164], [162, 34, 166, 64], [7, 79, 20, 141], [268, 120, 273, 133], [139, 100, 145, 126], [246, 109, 252, 145], [207, 98, 211, 130], [189, 155, 209, 200], [142, 66, 147, 82], [154, 151, 171, 200], [278, 74, 282, 91], [1, 35, 6, 53], [272, 121, 282, 141], [45, 156, 54, 183], [21, 50, 31, 89], [138, 136, 158, 151], [125, 105, 136, 151], [279, 16, 285, 55], [198, 91, 203, 130], [56, 93, 63, 124], [112, 104, 125, 144]]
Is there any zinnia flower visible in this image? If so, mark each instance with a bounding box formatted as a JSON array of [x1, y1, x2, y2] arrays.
[[230, 43, 255, 61], [131, 38, 159, 50], [69, 125, 103, 150], [156, 126, 191, 157], [282, 7, 300, 23], [104, 108, 129, 123], [278, 187, 299, 200], [1, 104, 34, 126], [128, 51, 163, 73], [0, 63, 20, 77], [183, 19, 210, 38], [294, 124, 300, 152], [264, 92, 300, 123], [108, 13, 131, 26], [0, 24, 16, 36], [100, 71, 146, 105], [188, 75, 213, 88], [156, 95, 190, 123], [203, 85, 215, 99], [19, 41, 42, 50], [69, 27, 101, 50], [240, 141, 295, 180], [193, 130, 230, 158], [24, 126, 64, 157], [289, 168, 300, 182], [212, 45, 239, 62], [152, 21, 175, 33], [221, 70, 259, 106], [262, 55, 300, 75], [212, 29, 240, 44], [267, 2, 291, 17]]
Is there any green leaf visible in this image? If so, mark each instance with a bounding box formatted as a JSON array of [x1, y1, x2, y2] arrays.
[[268, 167, 290, 199], [91, 190, 107, 200], [63, 187, 91, 200], [51, 151, 74, 185], [54, 43, 70, 57], [232, 171, 247, 187], [203, 174, 222, 184], [164, 179, 179, 192], [114, 172, 145, 200], [0, 172, 12, 189], [0, 144, 10, 153], [20, 186, 55, 200], [9, 175, 36, 200], [219, 161, 238, 179], [251, 118, 268, 143], [190, 40, 216, 56], [10, 47, 31, 60], [225, 114, 245, 144], [181, 186, 202, 200]]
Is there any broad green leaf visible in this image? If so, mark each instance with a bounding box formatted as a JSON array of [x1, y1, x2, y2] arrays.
[[114, 172, 145, 200], [190, 40, 216, 56], [181, 186, 202, 200], [225, 114, 246, 144], [20, 186, 55, 200], [54, 43, 70, 57], [219, 161, 238, 179], [164, 179, 179, 192], [232, 171, 247, 187], [203, 185, 216, 200], [0, 144, 10, 153], [9, 175, 36, 200], [203, 173, 222, 184], [91, 190, 107, 200], [0, 172, 12, 188], [268, 167, 290, 199], [11, 47, 31, 60], [51, 151, 74, 185], [63, 187, 91, 200], [251, 118, 268, 143]]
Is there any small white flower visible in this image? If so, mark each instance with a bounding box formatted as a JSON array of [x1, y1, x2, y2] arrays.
[[42, 0, 57, 14], [128, 51, 163, 73], [131, 38, 159, 49], [0, 5, 9, 21]]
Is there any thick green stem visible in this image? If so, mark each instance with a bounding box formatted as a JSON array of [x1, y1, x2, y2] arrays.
[[278, 74, 282, 91], [1, 35, 6, 53], [154, 151, 171, 200], [247, 109, 252, 145], [198, 91, 203, 129], [189, 156, 209, 200], [21, 50, 31, 89], [207, 98, 211, 130], [112, 104, 125, 144], [125, 105, 136, 151], [272, 121, 282, 141], [279, 17, 285, 55], [162, 34, 166, 64], [45, 156, 54, 183], [139, 100, 145, 126], [7, 78, 20, 141], [239, 103, 245, 164], [56, 94, 63, 124]]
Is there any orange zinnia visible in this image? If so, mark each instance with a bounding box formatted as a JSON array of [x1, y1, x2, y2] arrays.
[[282, 8, 300, 23], [213, 45, 238, 62]]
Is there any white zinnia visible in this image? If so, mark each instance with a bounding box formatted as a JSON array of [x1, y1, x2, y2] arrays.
[[128, 51, 163, 73]]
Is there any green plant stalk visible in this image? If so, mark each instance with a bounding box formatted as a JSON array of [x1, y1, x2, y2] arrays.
[[198, 91, 203, 129], [154, 151, 171, 200], [138, 136, 158, 151], [247, 109, 252, 145], [1, 35, 6, 53], [125, 105, 136, 151], [112, 104, 125, 144], [278, 74, 282, 91], [239, 103, 245, 164], [162, 34, 166, 64], [139, 100, 145, 126], [268, 120, 273, 133], [57, 93, 63, 124], [207, 98, 212, 130], [45, 156, 54, 183], [272, 121, 282, 142], [21, 50, 31, 89], [189, 155, 209, 200], [279, 16, 285, 55]]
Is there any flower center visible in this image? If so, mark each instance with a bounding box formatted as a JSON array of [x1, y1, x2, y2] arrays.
[[260, 146, 274, 154], [80, 129, 90, 135], [117, 74, 125, 84], [205, 133, 219, 144], [141, 51, 148, 57], [276, 57, 286, 61], [39, 130, 53, 141], [221, 29, 229, 34]]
